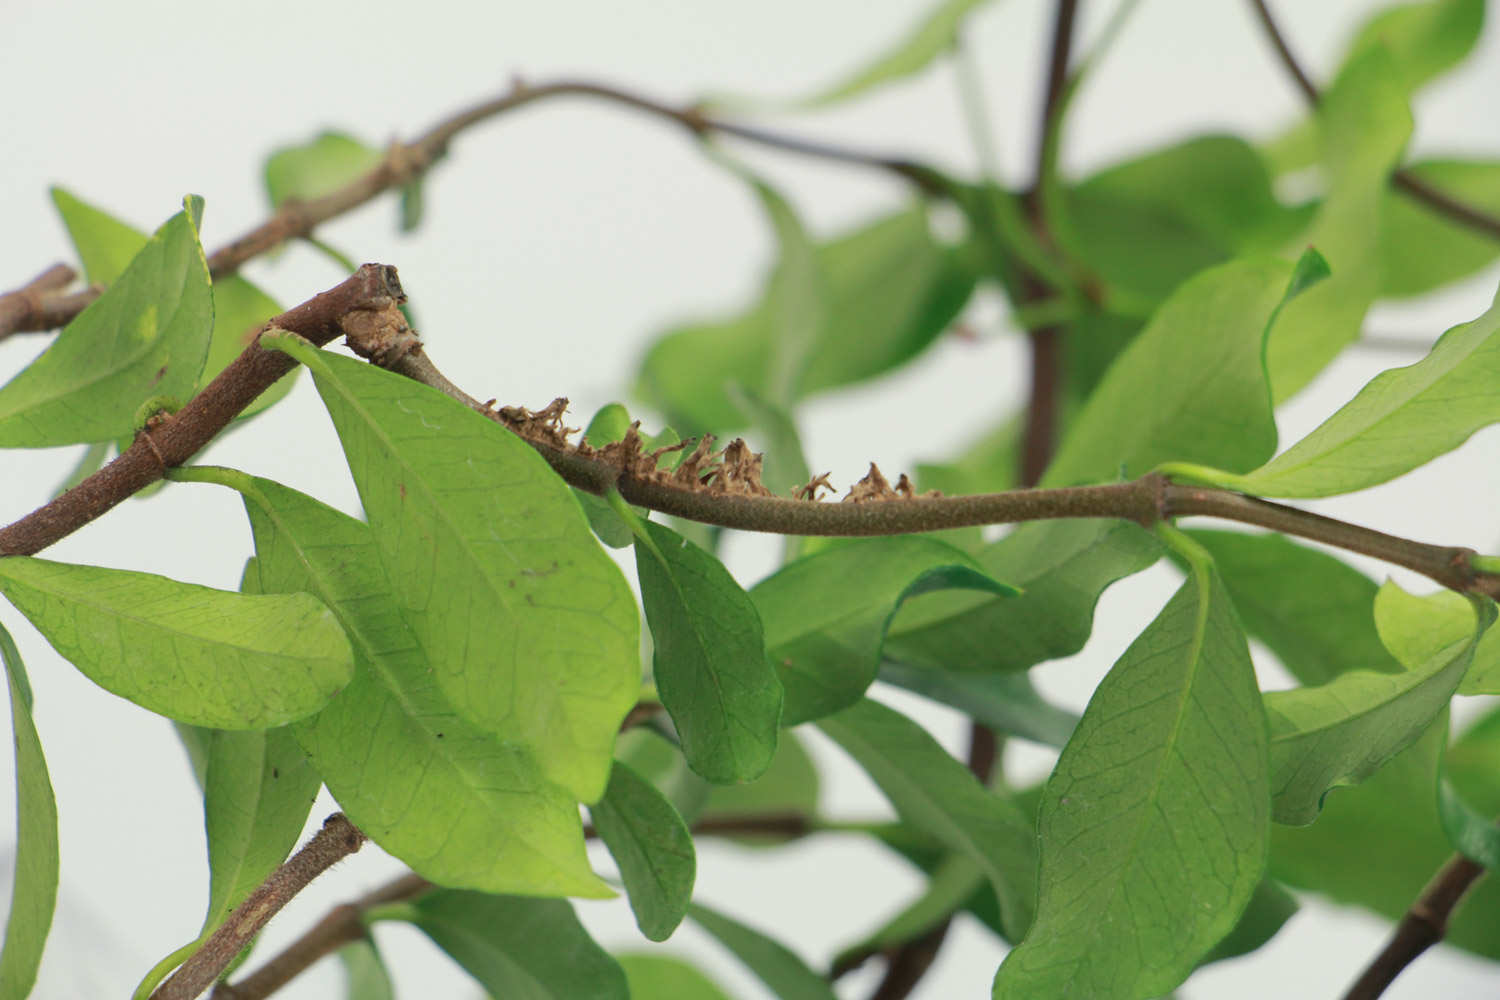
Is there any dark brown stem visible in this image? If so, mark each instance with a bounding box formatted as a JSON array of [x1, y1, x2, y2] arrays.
[[1249, 0, 1500, 243], [152, 815, 367, 1000], [0, 78, 939, 341], [0, 264, 405, 557], [1341, 853, 1487, 999], [0, 264, 78, 338]]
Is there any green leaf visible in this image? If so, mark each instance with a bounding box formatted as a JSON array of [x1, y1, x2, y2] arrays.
[[636, 520, 779, 783], [0, 556, 352, 729], [738, 0, 996, 109], [1343, 0, 1484, 94], [1184, 530, 1398, 685], [51, 186, 148, 284], [1380, 160, 1500, 297], [688, 900, 837, 1000], [264, 132, 382, 209], [1056, 136, 1314, 305], [1169, 284, 1500, 499], [214, 469, 608, 897], [699, 729, 820, 829], [1438, 774, 1500, 869], [1039, 255, 1303, 487], [0, 199, 213, 447], [589, 760, 695, 941], [616, 953, 732, 1000], [833, 853, 984, 972], [615, 728, 712, 825], [576, 404, 647, 547], [992, 562, 1269, 999], [269, 337, 638, 803], [818, 698, 1036, 939], [0, 623, 58, 1000], [197, 727, 319, 933], [884, 520, 1160, 674], [724, 382, 810, 499], [753, 536, 1014, 724], [1264, 47, 1413, 401], [877, 663, 1079, 748], [637, 206, 975, 434], [1198, 879, 1299, 966], [338, 938, 395, 1000], [405, 890, 627, 999]]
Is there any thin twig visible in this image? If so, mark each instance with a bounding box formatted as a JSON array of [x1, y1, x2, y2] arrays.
[[1249, 0, 1500, 243], [152, 815, 367, 1000], [0, 264, 405, 557], [0, 264, 82, 339], [1341, 853, 1487, 1000], [0, 78, 938, 342]]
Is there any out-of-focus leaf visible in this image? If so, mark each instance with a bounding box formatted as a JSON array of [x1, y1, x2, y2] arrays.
[[698, 729, 819, 829], [1264, 48, 1412, 400], [214, 468, 608, 897], [0, 622, 58, 1000], [406, 890, 627, 999], [616, 953, 733, 1000], [1380, 160, 1500, 297], [1264, 582, 1492, 825], [752, 536, 1014, 724], [724, 382, 809, 498], [264, 132, 382, 209], [269, 337, 638, 803], [51, 186, 148, 284], [338, 938, 394, 1000], [832, 853, 983, 973], [1169, 284, 1500, 499], [637, 206, 975, 434], [689, 900, 837, 1000], [819, 698, 1036, 938], [589, 760, 695, 941], [636, 521, 781, 784], [1185, 530, 1398, 685], [992, 559, 1269, 999], [877, 663, 1078, 748], [0, 198, 212, 447], [614, 728, 712, 825], [0, 556, 352, 730], [885, 520, 1160, 674]]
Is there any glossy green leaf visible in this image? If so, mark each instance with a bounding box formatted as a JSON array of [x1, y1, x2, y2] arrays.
[[1171, 284, 1500, 499], [0, 199, 212, 447], [1057, 136, 1313, 305], [589, 759, 695, 941], [197, 727, 319, 933], [214, 469, 608, 897], [1264, 48, 1412, 400], [885, 520, 1160, 674], [877, 663, 1079, 748], [1185, 530, 1398, 685], [636, 520, 781, 783], [269, 337, 638, 803], [1040, 255, 1305, 487], [1380, 160, 1500, 297], [406, 890, 627, 999], [688, 900, 837, 1000], [0, 623, 58, 1000], [616, 953, 732, 1000], [338, 938, 394, 1000], [264, 132, 382, 209], [637, 206, 975, 434], [752, 536, 1014, 724], [0, 556, 352, 730], [833, 853, 983, 973], [818, 698, 1036, 938], [992, 563, 1269, 999], [1198, 879, 1299, 966], [1265, 582, 1492, 825]]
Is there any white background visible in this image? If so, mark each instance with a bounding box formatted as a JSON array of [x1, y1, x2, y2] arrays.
[[2, 1, 1499, 997]]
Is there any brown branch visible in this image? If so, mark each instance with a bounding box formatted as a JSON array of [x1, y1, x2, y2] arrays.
[[1341, 852, 1487, 1000], [0, 78, 941, 342], [152, 814, 367, 1000], [0, 263, 405, 557], [1249, 0, 1500, 243], [0, 264, 84, 339]]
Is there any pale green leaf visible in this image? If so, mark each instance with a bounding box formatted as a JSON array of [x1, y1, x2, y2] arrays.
[[1264, 582, 1493, 825], [689, 900, 837, 1000], [0, 556, 352, 730], [992, 564, 1269, 999], [819, 698, 1036, 939], [215, 469, 608, 897], [1380, 159, 1500, 297], [264, 132, 382, 209], [589, 759, 695, 941], [616, 953, 732, 1000], [0, 199, 213, 447], [406, 890, 627, 999], [0, 623, 58, 1000], [338, 938, 394, 1000], [636, 520, 781, 783], [268, 337, 638, 803], [51, 186, 148, 285], [752, 536, 1015, 724], [1344, 0, 1484, 94]]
